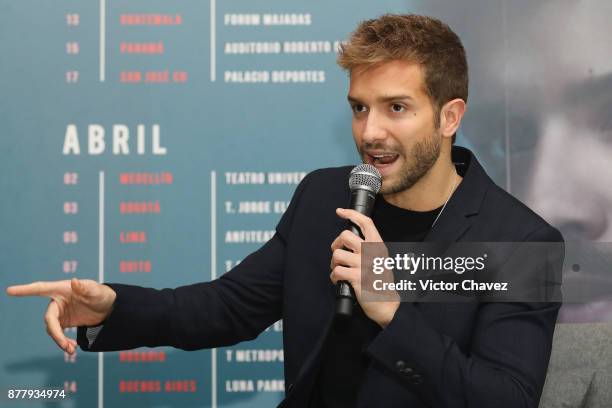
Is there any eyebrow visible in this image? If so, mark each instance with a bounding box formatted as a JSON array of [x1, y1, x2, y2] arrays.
[[347, 94, 415, 104]]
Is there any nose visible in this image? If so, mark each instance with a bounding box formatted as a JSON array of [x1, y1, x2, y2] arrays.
[[526, 116, 609, 240], [360, 109, 387, 144]]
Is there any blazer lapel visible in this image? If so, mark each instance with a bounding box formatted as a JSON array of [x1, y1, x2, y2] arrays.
[[424, 203, 471, 243], [424, 146, 492, 243]]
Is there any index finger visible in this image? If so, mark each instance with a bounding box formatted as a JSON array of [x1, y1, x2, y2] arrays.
[[6, 281, 67, 297], [331, 230, 363, 252], [336, 208, 381, 241]]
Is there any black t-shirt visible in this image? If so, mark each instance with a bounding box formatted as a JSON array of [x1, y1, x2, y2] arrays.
[[309, 196, 442, 408]]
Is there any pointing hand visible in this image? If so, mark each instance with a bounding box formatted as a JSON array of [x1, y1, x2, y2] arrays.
[[6, 278, 116, 354]]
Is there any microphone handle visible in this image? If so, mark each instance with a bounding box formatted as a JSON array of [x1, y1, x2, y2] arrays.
[[336, 189, 376, 318]]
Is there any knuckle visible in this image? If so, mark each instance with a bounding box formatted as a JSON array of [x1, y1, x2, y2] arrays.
[[355, 212, 367, 222], [341, 230, 353, 239], [331, 236, 342, 249]]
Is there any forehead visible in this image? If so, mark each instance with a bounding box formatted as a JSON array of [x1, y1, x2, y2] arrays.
[[348, 60, 428, 100], [508, 2, 612, 84]]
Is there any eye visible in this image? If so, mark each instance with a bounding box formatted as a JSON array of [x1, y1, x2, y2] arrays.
[[390, 103, 405, 113], [351, 104, 367, 114]]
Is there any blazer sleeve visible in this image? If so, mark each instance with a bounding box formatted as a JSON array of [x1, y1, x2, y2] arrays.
[[365, 225, 564, 408], [77, 173, 311, 352]]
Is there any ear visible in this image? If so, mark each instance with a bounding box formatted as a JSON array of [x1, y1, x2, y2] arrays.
[[439, 99, 466, 139]]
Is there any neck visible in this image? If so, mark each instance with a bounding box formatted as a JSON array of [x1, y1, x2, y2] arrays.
[[383, 143, 462, 211]]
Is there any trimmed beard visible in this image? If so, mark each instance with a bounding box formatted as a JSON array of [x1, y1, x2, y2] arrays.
[[380, 131, 442, 195]]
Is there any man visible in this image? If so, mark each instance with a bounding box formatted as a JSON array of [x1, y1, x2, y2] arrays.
[[499, 0, 612, 323], [6, 14, 562, 407]]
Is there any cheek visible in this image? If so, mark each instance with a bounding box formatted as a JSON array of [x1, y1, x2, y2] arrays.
[[352, 120, 363, 141], [390, 118, 422, 142], [399, 114, 435, 139], [412, 111, 433, 129]]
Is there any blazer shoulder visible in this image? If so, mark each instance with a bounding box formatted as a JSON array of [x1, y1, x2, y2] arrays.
[[480, 183, 563, 243], [304, 166, 353, 182], [300, 166, 353, 194], [275, 166, 353, 239]]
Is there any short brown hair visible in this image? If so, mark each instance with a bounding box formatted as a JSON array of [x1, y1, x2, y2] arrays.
[[338, 14, 468, 142]]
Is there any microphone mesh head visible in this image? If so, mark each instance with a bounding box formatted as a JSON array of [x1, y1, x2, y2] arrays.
[[349, 164, 382, 193]]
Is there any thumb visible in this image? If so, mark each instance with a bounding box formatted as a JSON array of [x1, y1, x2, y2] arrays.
[[70, 278, 89, 297]]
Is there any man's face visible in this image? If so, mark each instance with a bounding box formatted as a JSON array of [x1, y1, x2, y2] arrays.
[[511, 2, 612, 244], [479, 0, 612, 321], [348, 60, 442, 195]]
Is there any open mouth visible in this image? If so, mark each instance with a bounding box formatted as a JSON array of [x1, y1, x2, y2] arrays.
[[365, 152, 400, 168]]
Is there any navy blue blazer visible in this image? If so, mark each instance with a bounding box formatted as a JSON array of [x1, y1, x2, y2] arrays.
[[78, 146, 563, 407]]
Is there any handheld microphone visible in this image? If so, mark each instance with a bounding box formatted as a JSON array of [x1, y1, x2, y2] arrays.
[[336, 164, 382, 318]]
